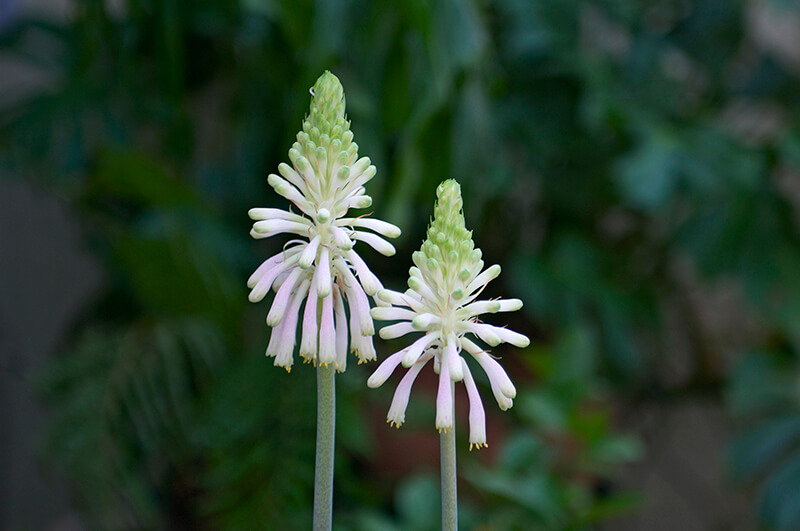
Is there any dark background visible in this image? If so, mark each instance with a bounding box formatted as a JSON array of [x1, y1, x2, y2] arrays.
[[3, 0, 800, 529]]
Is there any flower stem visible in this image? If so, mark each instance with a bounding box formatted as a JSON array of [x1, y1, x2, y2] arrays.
[[440, 381, 458, 531], [313, 363, 336, 530]]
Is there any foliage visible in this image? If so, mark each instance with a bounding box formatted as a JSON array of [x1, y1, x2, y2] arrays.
[[4, 0, 800, 528], [463, 327, 643, 530], [728, 350, 800, 531], [37, 319, 226, 528]]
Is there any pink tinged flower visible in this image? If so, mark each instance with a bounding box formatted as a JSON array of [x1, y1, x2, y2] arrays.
[[368, 179, 528, 448], [351, 325, 376, 363], [313, 247, 332, 297], [270, 280, 311, 372], [345, 249, 383, 296], [461, 337, 516, 410], [350, 231, 396, 256], [378, 322, 417, 340], [318, 292, 336, 366], [247, 248, 302, 303], [335, 261, 374, 336], [386, 353, 432, 428], [401, 334, 437, 367], [299, 281, 319, 361], [367, 349, 406, 389], [247, 71, 401, 372], [299, 236, 322, 269], [435, 350, 454, 432], [444, 334, 463, 382], [266, 266, 303, 327], [247, 248, 288, 287], [460, 358, 487, 450]]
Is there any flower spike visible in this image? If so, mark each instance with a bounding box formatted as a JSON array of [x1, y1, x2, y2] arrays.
[[248, 71, 401, 371], [369, 179, 528, 449]]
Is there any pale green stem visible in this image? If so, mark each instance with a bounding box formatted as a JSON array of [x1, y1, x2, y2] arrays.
[[440, 381, 457, 531], [313, 363, 336, 530]]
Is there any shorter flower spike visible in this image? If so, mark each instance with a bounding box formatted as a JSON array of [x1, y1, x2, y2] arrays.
[[369, 179, 528, 449]]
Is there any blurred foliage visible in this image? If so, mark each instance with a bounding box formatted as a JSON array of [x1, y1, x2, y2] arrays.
[[4, 0, 800, 528], [462, 328, 643, 530], [728, 350, 800, 531]]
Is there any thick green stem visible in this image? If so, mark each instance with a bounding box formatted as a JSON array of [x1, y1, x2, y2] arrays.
[[440, 382, 457, 531], [313, 363, 336, 530]]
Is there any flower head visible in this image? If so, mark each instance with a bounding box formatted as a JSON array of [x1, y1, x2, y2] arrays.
[[368, 179, 528, 449], [248, 71, 400, 373]]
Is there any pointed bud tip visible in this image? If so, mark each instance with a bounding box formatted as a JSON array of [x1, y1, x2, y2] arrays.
[[311, 70, 344, 102], [436, 178, 462, 199]]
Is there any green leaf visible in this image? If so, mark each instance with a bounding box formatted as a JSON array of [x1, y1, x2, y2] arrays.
[[730, 416, 800, 482]]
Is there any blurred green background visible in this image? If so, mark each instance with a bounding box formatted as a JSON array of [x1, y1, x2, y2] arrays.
[[3, 0, 800, 529]]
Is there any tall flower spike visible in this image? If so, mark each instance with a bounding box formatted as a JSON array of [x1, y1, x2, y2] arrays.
[[248, 71, 401, 372], [368, 179, 529, 450]]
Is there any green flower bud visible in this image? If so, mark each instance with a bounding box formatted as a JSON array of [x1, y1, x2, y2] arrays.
[[418, 179, 480, 293], [295, 156, 311, 174], [308, 71, 346, 133], [315, 146, 327, 165], [291, 71, 359, 190], [412, 250, 426, 270], [336, 166, 350, 180]]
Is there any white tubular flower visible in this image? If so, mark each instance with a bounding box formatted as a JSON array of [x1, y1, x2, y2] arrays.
[[248, 71, 401, 373], [368, 179, 529, 450]]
